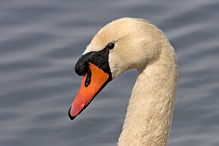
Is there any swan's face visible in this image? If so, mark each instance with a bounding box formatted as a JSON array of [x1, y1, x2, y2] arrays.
[[68, 18, 162, 119]]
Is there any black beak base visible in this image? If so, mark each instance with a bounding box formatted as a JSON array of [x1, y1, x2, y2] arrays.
[[69, 47, 112, 120]]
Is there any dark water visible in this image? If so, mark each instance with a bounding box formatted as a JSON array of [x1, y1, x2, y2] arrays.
[[1, 0, 219, 145]]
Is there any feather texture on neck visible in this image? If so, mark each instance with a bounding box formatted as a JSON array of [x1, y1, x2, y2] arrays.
[[118, 39, 178, 146]]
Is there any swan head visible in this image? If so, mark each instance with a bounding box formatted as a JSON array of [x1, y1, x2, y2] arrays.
[[68, 17, 163, 119]]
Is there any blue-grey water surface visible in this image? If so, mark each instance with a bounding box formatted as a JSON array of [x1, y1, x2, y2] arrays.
[[1, 0, 219, 145]]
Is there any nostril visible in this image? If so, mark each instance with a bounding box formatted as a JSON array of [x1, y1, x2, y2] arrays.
[[85, 68, 92, 87]]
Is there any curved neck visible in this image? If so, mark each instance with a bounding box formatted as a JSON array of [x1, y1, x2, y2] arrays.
[[118, 44, 178, 146]]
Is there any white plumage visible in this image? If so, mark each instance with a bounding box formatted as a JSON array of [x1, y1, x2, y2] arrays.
[[84, 17, 178, 146]]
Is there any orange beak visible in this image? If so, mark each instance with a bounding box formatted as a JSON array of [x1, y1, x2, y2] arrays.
[[68, 63, 110, 119]]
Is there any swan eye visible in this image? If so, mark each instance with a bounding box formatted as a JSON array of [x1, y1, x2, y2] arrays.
[[106, 43, 114, 50]]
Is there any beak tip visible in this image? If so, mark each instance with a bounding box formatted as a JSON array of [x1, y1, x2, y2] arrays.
[[68, 106, 76, 120]]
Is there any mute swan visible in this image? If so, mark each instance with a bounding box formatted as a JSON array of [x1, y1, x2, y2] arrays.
[[68, 17, 178, 146]]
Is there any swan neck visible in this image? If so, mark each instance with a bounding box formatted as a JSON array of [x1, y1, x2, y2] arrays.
[[118, 50, 178, 146]]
